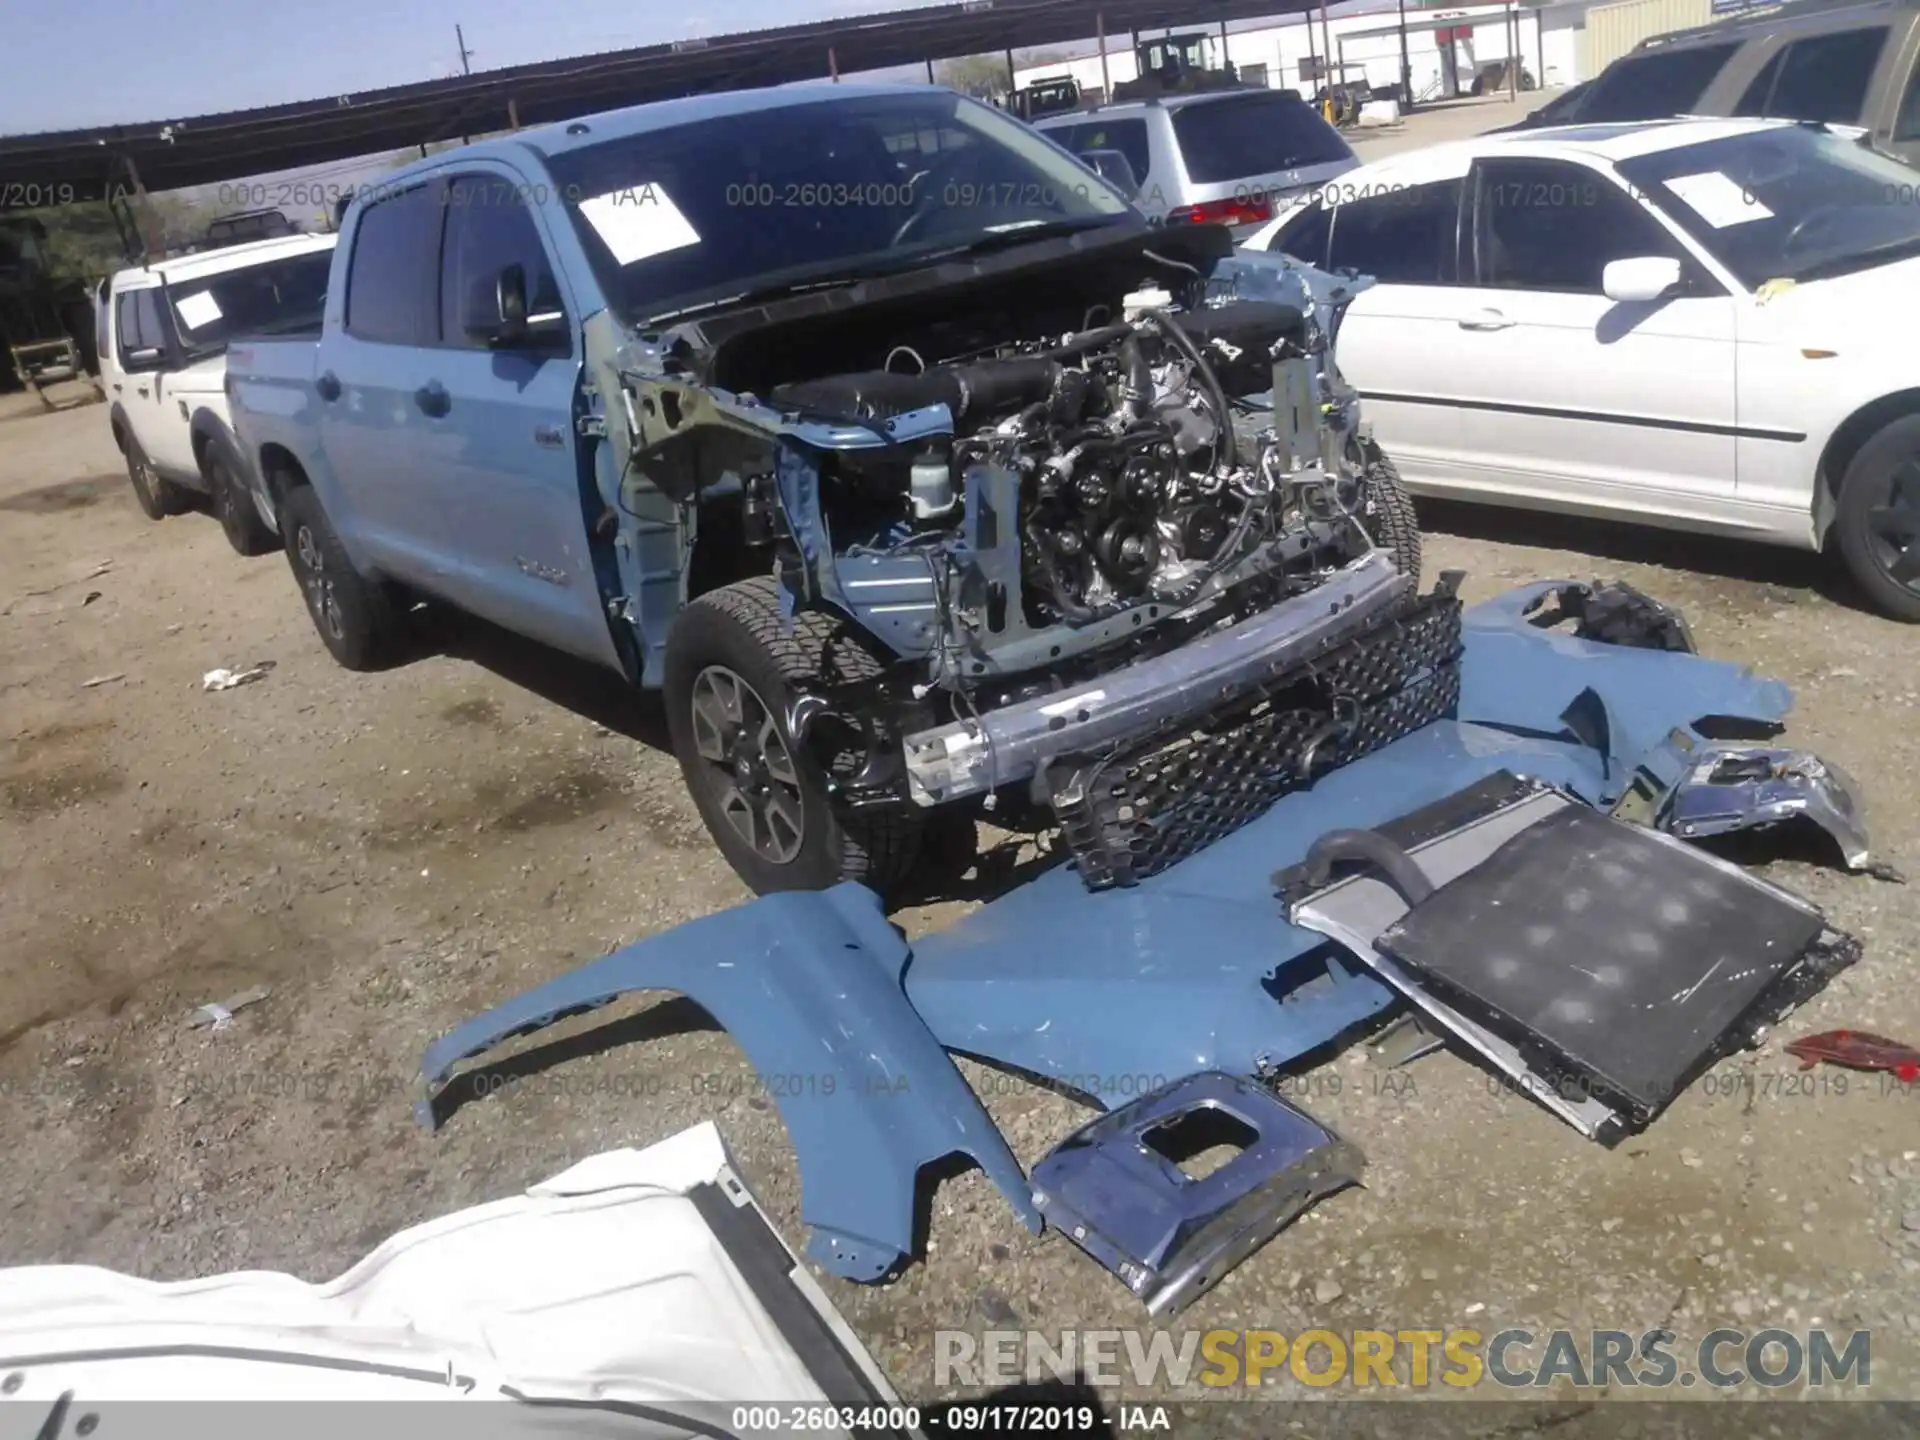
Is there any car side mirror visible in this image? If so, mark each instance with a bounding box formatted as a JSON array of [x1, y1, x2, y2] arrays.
[[1080, 148, 1140, 200], [464, 263, 566, 349], [1602, 255, 1684, 304]]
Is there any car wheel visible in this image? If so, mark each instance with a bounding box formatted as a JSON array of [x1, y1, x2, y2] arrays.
[[123, 434, 190, 520], [279, 486, 402, 669], [1354, 439, 1423, 584], [665, 576, 922, 896], [209, 451, 279, 557], [1834, 413, 1920, 623]]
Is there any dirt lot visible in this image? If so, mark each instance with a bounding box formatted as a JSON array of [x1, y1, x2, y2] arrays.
[[2, 112, 1917, 1420]]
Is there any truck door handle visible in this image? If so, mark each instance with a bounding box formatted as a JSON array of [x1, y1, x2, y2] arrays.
[[315, 371, 342, 402], [414, 381, 451, 418], [1458, 308, 1514, 331], [135, 385, 148, 397]]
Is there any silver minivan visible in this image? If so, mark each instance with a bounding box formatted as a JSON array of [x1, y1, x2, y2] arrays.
[[1034, 88, 1360, 239]]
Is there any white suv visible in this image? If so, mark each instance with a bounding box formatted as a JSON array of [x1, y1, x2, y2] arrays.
[[99, 233, 335, 554], [1033, 88, 1359, 238]]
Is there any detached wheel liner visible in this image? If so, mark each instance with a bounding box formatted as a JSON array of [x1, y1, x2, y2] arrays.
[[666, 577, 922, 896]]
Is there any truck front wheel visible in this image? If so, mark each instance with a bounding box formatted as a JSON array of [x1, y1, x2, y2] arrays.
[[665, 577, 922, 896], [1354, 438, 1423, 584], [280, 486, 402, 670]]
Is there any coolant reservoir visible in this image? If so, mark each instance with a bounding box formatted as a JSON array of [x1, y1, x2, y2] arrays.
[[910, 449, 956, 520]]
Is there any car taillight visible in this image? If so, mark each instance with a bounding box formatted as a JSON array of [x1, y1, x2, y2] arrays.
[[1165, 195, 1275, 227]]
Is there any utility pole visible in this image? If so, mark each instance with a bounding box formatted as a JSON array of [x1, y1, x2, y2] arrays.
[[1508, 4, 1519, 100], [455, 25, 474, 145], [1318, 0, 1335, 121], [1097, 11, 1111, 101], [1398, 0, 1412, 109]]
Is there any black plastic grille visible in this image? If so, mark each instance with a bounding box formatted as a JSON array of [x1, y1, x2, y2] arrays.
[[1047, 592, 1464, 890]]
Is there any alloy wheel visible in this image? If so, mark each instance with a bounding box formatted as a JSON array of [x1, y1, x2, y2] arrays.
[[1865, 458, 1920, 593], [688, 664, 806, 864], [294, 523, 345, 640]]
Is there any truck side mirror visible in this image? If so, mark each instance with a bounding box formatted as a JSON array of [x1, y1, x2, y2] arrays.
[[463, 262, 528, 347], [464, 263, 566, 350]]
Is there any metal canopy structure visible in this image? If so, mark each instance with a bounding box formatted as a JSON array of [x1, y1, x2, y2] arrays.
[[0, 0, 1312, 203]]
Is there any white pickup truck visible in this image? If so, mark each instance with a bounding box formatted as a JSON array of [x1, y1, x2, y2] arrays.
[[98, 233, 334, 553]]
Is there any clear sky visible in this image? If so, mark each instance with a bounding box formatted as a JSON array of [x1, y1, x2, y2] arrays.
[[1, 0, 941, 135]]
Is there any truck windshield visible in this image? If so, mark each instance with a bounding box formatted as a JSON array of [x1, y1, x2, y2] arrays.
[[1617, 125, 1920, 287], [1170, 92, 1356, 183], [166, 249, 333, 354], [544, 90, 1137, 327]]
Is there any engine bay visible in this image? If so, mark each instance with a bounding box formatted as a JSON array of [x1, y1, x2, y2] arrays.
[[769, 294, 1351, 626], [607, 235, 1390, 828], [702, 257, 1382, 703]]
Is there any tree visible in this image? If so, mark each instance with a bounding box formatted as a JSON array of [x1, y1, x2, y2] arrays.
[[28, 191, 221, 286]]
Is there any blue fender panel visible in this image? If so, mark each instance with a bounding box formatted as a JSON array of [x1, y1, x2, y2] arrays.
[[901, 584, 1798, 1095], [416, 883, 1041, 1282]]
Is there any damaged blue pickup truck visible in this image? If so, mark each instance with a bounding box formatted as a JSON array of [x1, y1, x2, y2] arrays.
[[229, 83, 1883, 1315], [226, 82, 1430, 896]]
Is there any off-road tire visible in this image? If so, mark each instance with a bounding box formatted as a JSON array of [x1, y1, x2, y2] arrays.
[[209, 450, 279, 557], [665, 576, 923, 896], [1356, 439, 1423, 584], [280, 486, 402, 670], [124, 433, 191, 520], [1833, 413, 1920, 623]]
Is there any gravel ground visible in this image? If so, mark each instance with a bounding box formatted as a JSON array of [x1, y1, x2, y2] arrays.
[[3, 202, 1917, 1423]]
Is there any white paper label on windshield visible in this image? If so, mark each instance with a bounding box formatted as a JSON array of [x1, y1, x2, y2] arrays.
[[174, 290, 224, 329], [1663, 171, 1773, 228], [579, 184, 700, 265]]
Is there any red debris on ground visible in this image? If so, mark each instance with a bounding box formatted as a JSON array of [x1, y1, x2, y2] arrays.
[[1785, 1029, 1920, 1084]]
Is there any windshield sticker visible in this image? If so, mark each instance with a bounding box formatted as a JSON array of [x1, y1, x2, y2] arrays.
[[579, 184, 700, 266], [174, 290, 224, 330], [1663, 171, 1773, 228]]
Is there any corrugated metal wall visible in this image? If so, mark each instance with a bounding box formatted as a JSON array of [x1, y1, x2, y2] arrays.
[[1585, 0, 1713, 71]]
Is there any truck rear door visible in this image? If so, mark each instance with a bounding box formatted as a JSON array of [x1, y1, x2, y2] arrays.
[[426, 168, 621, 671], [316, 179, 464, 587]]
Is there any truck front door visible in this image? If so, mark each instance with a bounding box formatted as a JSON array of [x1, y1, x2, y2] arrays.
[[429, 169, 622, 671], [109, 283, 191, 479]]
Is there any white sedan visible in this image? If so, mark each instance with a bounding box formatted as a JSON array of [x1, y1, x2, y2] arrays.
[[1246, 117, 1920, 621]]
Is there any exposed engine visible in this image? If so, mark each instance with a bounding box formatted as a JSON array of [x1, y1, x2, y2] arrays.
[[766, 293, 1362, 637]]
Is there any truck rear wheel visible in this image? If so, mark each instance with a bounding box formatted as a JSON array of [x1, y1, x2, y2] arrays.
[[665, 577, 922, 896], [124, 434, 190, 520], [209, 451, 279, 557], [280, 486, 402, 670]]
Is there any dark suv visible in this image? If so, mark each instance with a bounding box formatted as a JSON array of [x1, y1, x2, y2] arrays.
[[1494, 0, 1920, 165]]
